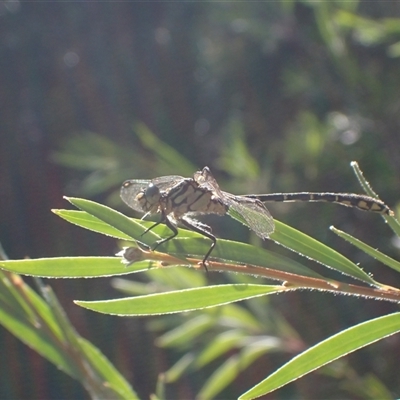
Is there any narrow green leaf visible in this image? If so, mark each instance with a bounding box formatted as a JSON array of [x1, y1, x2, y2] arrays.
[[79, 338, 138, 399], [156, 315, 214, 347], [195, 330, 247, 368], [111, 278, 157, 296], [204, 303, 262, 331], [270, 220, 377, 285], [350, 161, 400, 237], [75, 284, 285, 316], [0, 289, 78, 379], [0, 271, 42, 324], [65, 197, 160, 244], [144, 265, 207, 289], [164, 353, 196, 383], [0, 257, 152, 278], [199, 355, 245, 400], [199, 340, 278, 400], [36, 283, 133, 399], [0, 276, 137, 399], [53, 210, 134, 240], [331, 226, 400, 274], [239, 312, 400, 399], [134, 122, 196, 173], [0, 273, 69, 349], [351, 161, 382, 198]]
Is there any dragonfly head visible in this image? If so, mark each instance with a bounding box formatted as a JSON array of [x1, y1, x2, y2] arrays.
[[136, 183, 161, 213]]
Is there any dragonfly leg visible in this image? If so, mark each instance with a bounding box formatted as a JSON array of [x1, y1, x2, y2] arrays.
[[140, 212, 179, 250], [152, 215, 179, 250], [142, 220, 163, 237], [180, 217, 217, 272]]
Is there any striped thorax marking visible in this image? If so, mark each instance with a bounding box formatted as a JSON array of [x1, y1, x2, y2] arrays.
[[133, 178, 227, 218], [165, 179, 227, 217]]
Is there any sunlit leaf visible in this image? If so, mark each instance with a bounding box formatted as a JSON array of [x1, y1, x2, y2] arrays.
[[75, 284, 285, 316], [331, 226, 400, 274], [270, 220, 377, 285], [240, 312, 400, 399], [0, 257, 151, 278]]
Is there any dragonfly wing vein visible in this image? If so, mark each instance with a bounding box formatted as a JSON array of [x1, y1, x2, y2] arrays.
[[195, 167, 275, 239], [226, 195, 275, 239], [121, 176, 184, 213]]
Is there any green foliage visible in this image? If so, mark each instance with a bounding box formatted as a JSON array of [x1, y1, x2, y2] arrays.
[[0, 269, 137, 400], [240, 313, 400, 400], [3, 1, 400, 398], [1, 163, 399, 398]]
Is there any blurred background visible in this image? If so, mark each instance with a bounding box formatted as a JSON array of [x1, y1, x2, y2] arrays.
[[1, 1, 400, 399]]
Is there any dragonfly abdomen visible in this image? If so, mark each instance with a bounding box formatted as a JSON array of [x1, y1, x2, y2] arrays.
[[247, 192, 392, 215]]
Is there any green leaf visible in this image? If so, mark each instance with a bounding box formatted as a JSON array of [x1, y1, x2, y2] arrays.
[[158, 235, 321, 278], [164, 353, 196, 383], [350, 161, 400, 237], [0, 271, 42, 323], [64, 197, 160, 244], [75, 284, 285, 316], [144, 266, 207, 290], [194, 330, 247, 368], [270, 220, 377, 285], [53, 210, 134, 240], [156, 315, 214, 347], [239, 312, 400, 399], [78, 338, 138, 399], [0, 257, 152, 278], [0, 285, 78, 378], [0, 271, 137, 399], [199, 338, 280, 400], [134, 122, 196, 173], [331, 226, 400, 274], [36, 282, 136, 399], [203, 303, 262, 331]]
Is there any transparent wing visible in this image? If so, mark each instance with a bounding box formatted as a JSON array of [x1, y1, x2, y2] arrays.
[[120, 175, 184, 213], [224, 193, 275, 239], [194, 167, 275, 238], [194, 167, 223, 194], [150, 175, 185, 188]]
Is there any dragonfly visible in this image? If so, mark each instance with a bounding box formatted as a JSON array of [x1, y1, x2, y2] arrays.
[[120, 167, 393, 269]]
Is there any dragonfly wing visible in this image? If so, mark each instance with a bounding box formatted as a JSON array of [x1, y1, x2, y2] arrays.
[[195, 167, 275, 238], [226, 195, 275, 239], [150, 175, 185, 189], [121, 179, 152, 212], [194, 167, 224, 194], [121, 175, 184, 213]]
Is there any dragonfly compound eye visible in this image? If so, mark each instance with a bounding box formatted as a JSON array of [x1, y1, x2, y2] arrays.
[[136, 183, 162, 213], [145, 183, 160, 199]]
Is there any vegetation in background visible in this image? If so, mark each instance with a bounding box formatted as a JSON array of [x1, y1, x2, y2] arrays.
[[1, 1, 400, 398], [1, 162, 400, 399]]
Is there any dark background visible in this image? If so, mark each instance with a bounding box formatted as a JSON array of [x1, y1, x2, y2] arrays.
[[1, 1, 400, 399]]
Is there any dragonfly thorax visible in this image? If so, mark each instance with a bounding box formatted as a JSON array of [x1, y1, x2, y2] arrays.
[[162, 178, 227, 218]]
